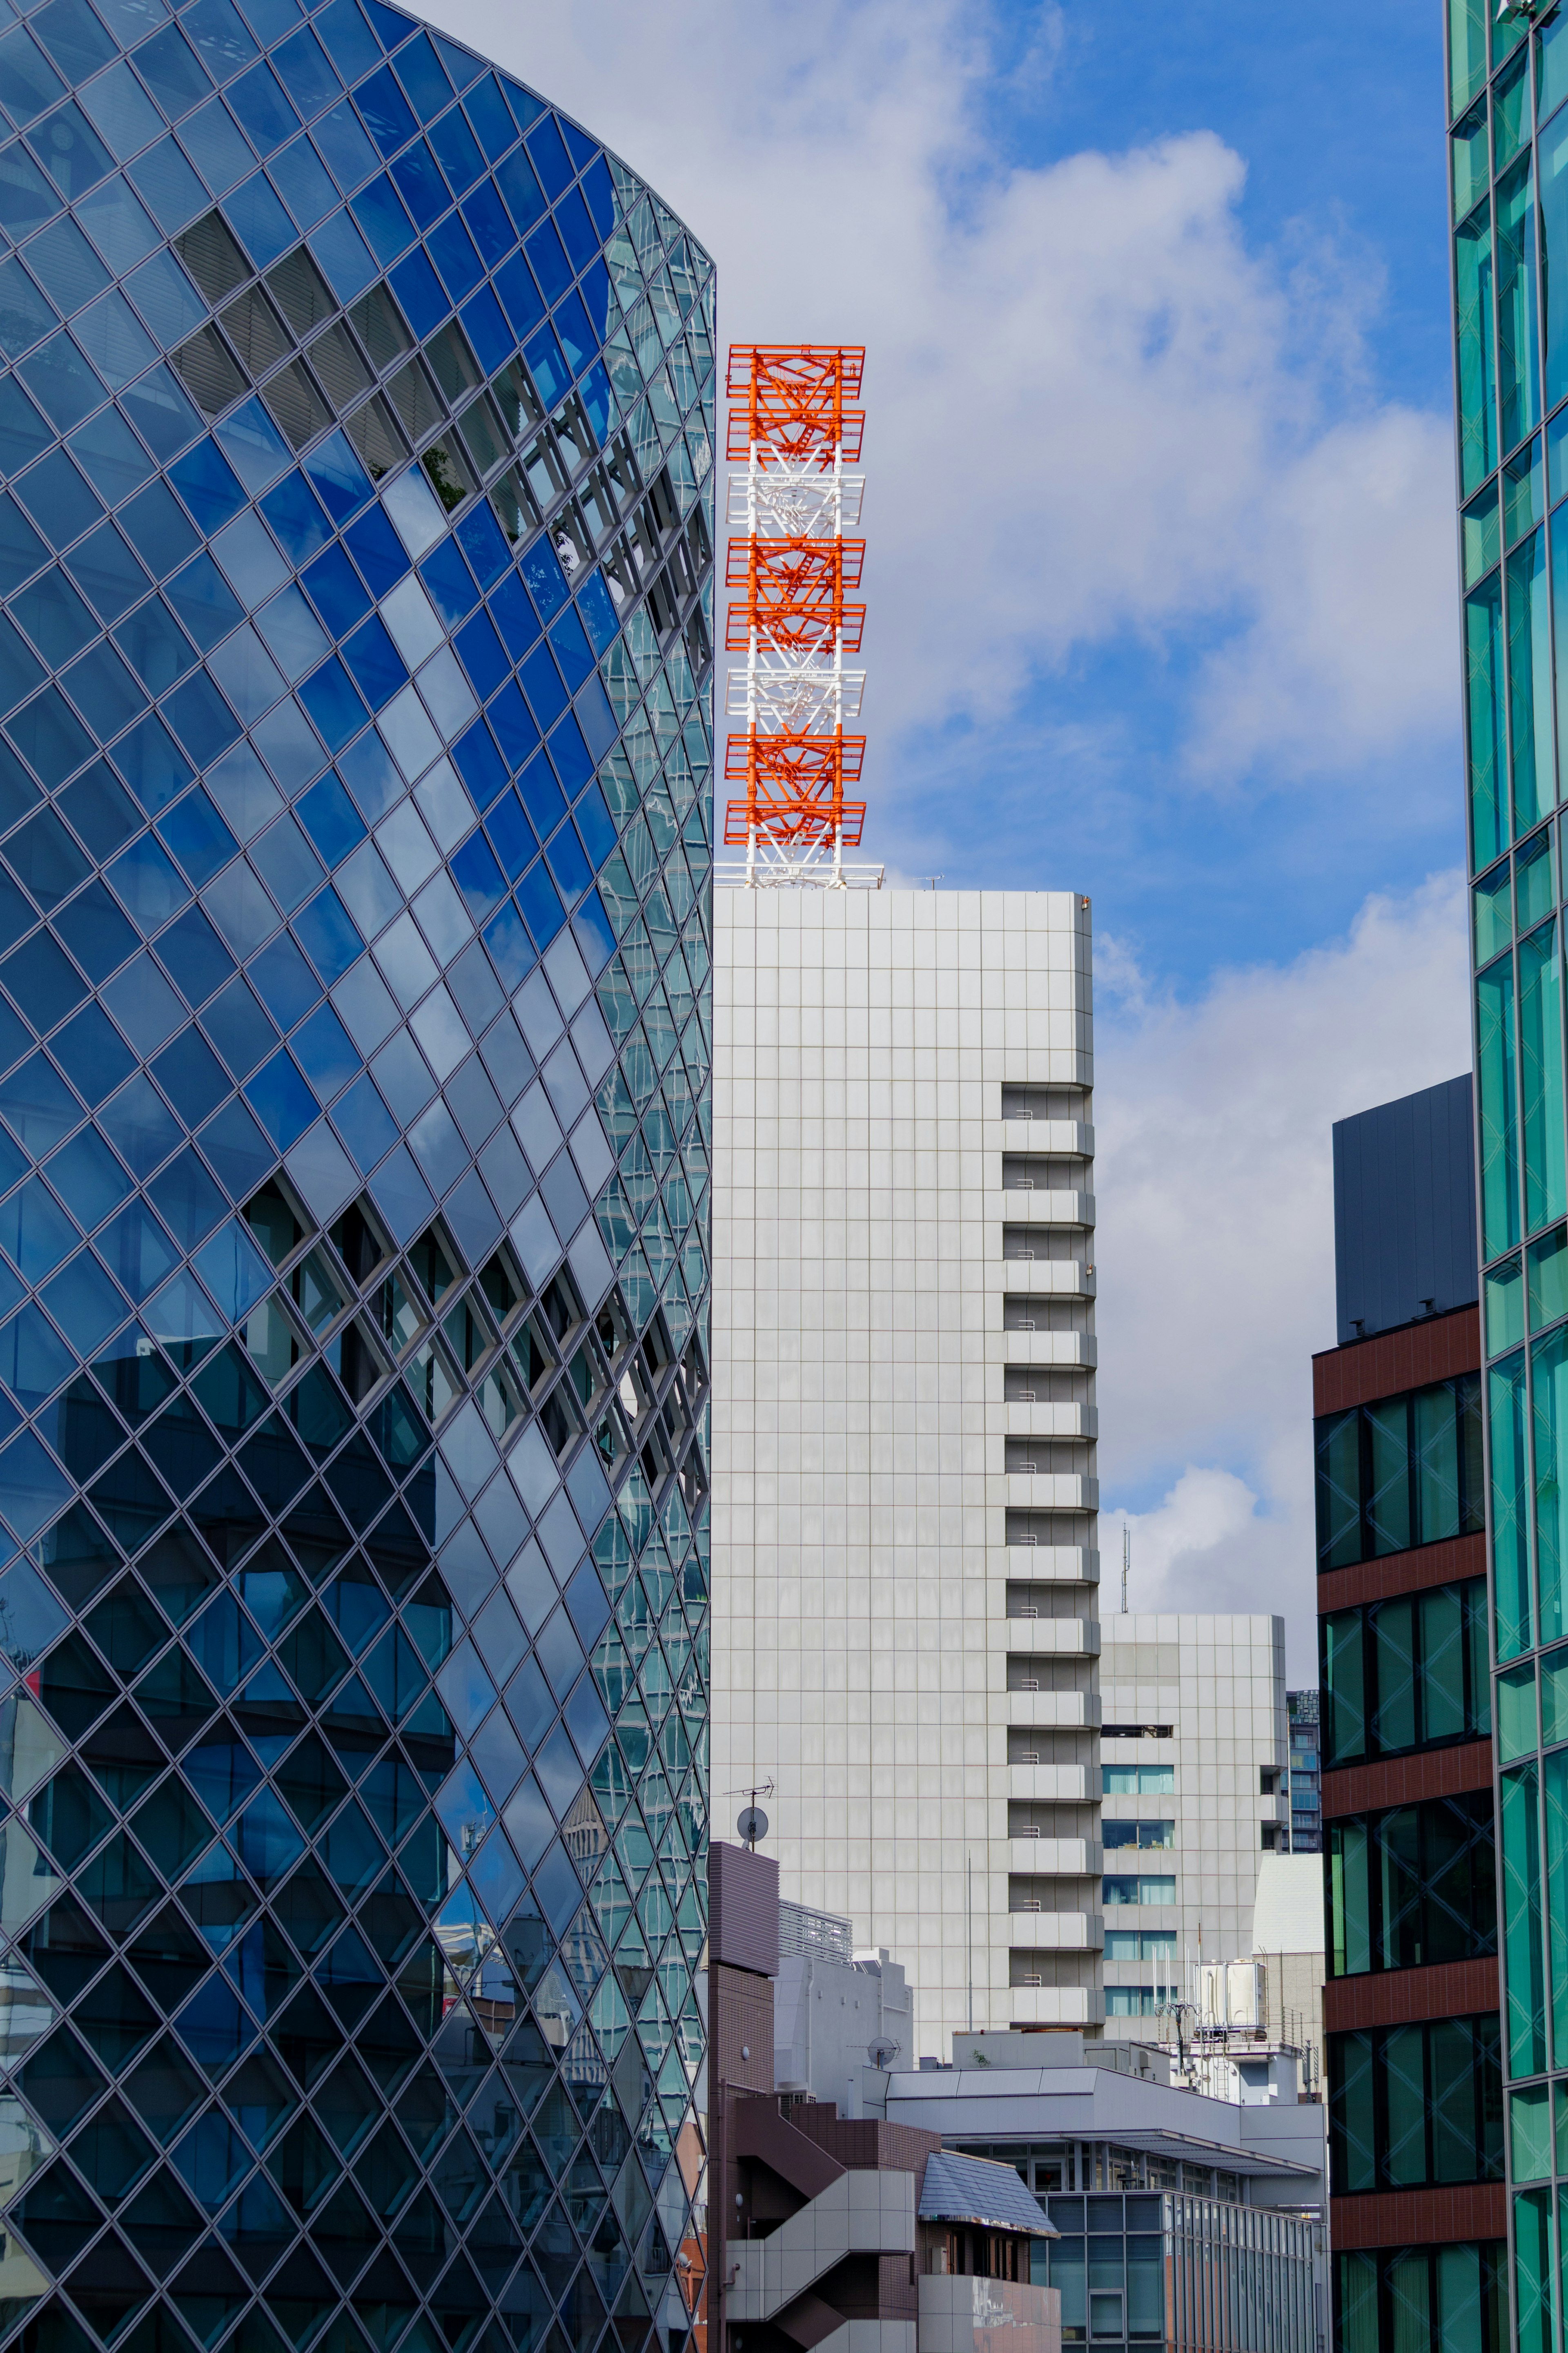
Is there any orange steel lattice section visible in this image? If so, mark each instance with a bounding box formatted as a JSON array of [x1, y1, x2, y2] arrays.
[[725, 345, 865, 466], [724, 344, 869, 878]]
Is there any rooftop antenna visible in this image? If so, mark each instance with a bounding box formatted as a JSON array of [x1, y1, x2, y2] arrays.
[[1122, 1524, 1130, 1613], [724, 1781, 776, 1849], [716, 346, 881, 888]]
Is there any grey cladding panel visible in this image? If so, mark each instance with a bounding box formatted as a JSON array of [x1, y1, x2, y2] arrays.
[[1332, 1073, 1478, 1344]]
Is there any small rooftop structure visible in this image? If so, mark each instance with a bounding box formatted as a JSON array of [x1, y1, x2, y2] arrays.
[[919, 2150, 1058, 2239]]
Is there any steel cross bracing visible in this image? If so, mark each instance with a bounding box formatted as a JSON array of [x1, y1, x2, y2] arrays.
[[717, 345, 882, 888]]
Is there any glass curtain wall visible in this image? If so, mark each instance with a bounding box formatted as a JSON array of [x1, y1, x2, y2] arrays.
[[0, 8, 715, 2353], [1450, 3, 1568, 2347]]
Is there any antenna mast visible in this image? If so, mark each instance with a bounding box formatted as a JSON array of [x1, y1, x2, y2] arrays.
[[1122, 1524, 1130, 1613], [716, 345, 882, 888]]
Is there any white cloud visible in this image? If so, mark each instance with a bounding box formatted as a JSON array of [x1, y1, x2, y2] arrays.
[[1093, 872, 1473, 1676], [420, 0, 1454, 791]]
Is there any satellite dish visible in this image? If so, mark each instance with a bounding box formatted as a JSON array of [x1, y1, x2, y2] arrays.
[[737, 1807, 768, 1847], [868, 2039, 898, 2070]]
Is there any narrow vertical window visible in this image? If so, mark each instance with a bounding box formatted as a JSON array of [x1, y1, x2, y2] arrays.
[[1535, 1323, 1568, 1652], [1510, 530, 1556, 832], [1448, 0, 1488, 119], [1502, 1760, 1548, 2077], [1477, 956, 1521, 1259], [1519, 916, 1566, 1231], [1457, 200, 1498, 497], [1468, 571, 1508, 866], [1492, 1347, 1533, 1659], [1544, 1749, 1568, 2068], [1321, 1610, 1365, 1767], [1541, 114, 1568, 415], [1515, 2184, 1555, 2353], [1499, 156, 1542, 457]]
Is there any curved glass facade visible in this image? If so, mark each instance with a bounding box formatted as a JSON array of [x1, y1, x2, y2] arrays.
[[0, 7, 714, 2353]]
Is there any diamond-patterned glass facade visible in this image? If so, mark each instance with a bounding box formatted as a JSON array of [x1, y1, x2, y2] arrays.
[[0, 5, 714, 2352]]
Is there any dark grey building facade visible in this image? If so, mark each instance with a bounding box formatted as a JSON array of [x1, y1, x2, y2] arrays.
[[0, 12, 713, 2353], [1331, 1073, 1478, 1345]]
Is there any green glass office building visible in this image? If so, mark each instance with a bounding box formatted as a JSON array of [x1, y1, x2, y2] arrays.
[[0, 6, 713, 2353], [1448, 1, 1568, 2348]]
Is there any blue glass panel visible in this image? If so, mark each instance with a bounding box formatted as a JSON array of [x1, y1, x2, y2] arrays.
[[259, 472, 332, 567], [514, 859, 562, 949], [580, 154, 612, 240], [163, 667, 242, 764], [577, 262, 612, 347], [523, 117, 570, 203], [165, 551, 243, 651], [425, 211, 479, 300], [557, 119, 597, 176], [307, 208, 376, 303], [569, 888, 613, 977], [457, 282, 508, 376], [330, 1066, 393, 1167], [575, 675, 615, 761], [217, 400, 294, 498], [463, 77, 513, 167], [29, 101, 117, 200], [9, 681, 94, 785], [302, 428, 372, 524], [159, 785, 237, 885], [486, 682, 537, 770], [387, 136, 445, 229], [225, 61, 297, 155], [270, 27, 338, 119], [546, 608, 591, 692], [223, 171, 296, 269], [296, 772, 363, 865], [312, 95, 376, 194], [339, 613, 405, 709], [0, 141, 62, 241], [350, 171, 412, 266], [112, 710, 193, 814], [552, 290, 593, 377], [424, 102, 480, 198], [297, 653, 368, 752], [448, 715, 502, 806], [484, 791, 531, 882], [458, 178, 510, 270], [292, 883, 361, 984], [354, 63, 414, 159], [20, 327, 105, 430], [314, 0, 379, 87], [491, 251, 541, 341], [518, 644, 565, 733], [248, 929, 317, 1028], [120, 362, 201, 462], [129, 136, 209, 233], [169, 437, 247, 535], [521, 323, 565, 409], [514, 751, 561, 839], [301, 543, 370, 638], [453, 610, 503, 699], [387, 242, 443, 336], [576, 572, 615, 657], [544, 819, 588, 903], [180, 97, 255, 198], [553, 187, 595, 276], [417, 537, 474, 626], [270, 131, 336, 230], [448, 830, 502, 921], [340, 500, 405, 596], [523, 217, 568, 307], [486, 574, 537, 662]]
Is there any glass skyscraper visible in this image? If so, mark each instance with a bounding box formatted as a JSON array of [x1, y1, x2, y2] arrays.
[[0, 5, 714, 2353], [1453, 3, 1568, 2351]]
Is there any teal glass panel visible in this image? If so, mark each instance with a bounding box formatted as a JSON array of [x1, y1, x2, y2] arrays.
[[1508, 437, 1546, 544], [1537, 1324, 1568, 1649], [1476, 956, 1520, 1258], [1508, 529, 1554, 832], [1336, 2253, 1378, 2353], [1502, 1760, 1547, 2075], [1450, 0, 1487, 116], [1498, 5, 1531, 67], [1475, 858, 1514, 962], [1492, 1349, 1533, 1659], [1500, 1660, 1541, 1763], [1499, 154, 1541, 455], [1543, 112, 1568, 416], [1515, 2185, 1554, 2353], [1454, 96, 1488, 222], [1531, 1227, 1568, 1327], [1322, 1610, 1364, 1767], [1488, 1254, 1524, 1354], [1457, 201, 1499, 496], [1513, 2082, 1552, 2178], [1544, 11, 1568, 127], [1467, 571, 1507, 865], [1329, 1820, 1370, 1977], [1497, 45, 1532, 173], [1518, 823, 1557, 928], [1463, 482, 1501, 586], [1519, 919, 1565, 1230], [1545, 1748, 1568, 2067]]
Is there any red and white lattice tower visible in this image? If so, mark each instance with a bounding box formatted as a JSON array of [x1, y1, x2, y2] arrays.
[[719, 346, 879, 887]]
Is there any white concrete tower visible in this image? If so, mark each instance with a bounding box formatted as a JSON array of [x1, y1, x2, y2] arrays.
[[709, 887, 1101, 2054]]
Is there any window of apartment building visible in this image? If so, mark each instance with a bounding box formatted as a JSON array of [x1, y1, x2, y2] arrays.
[[1102, 1820, 1173, 1850], [1105, 1932, 1176, 1962], [1322, 1577, 1490, 1764], [1316, 1373, 1483, 1568], [1103, 1765, 1174, 1794], [1328, 1791, 1496, 1976], [1329, 2014, 1503, 2190], [1104, 1874, 1176, 1907]]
